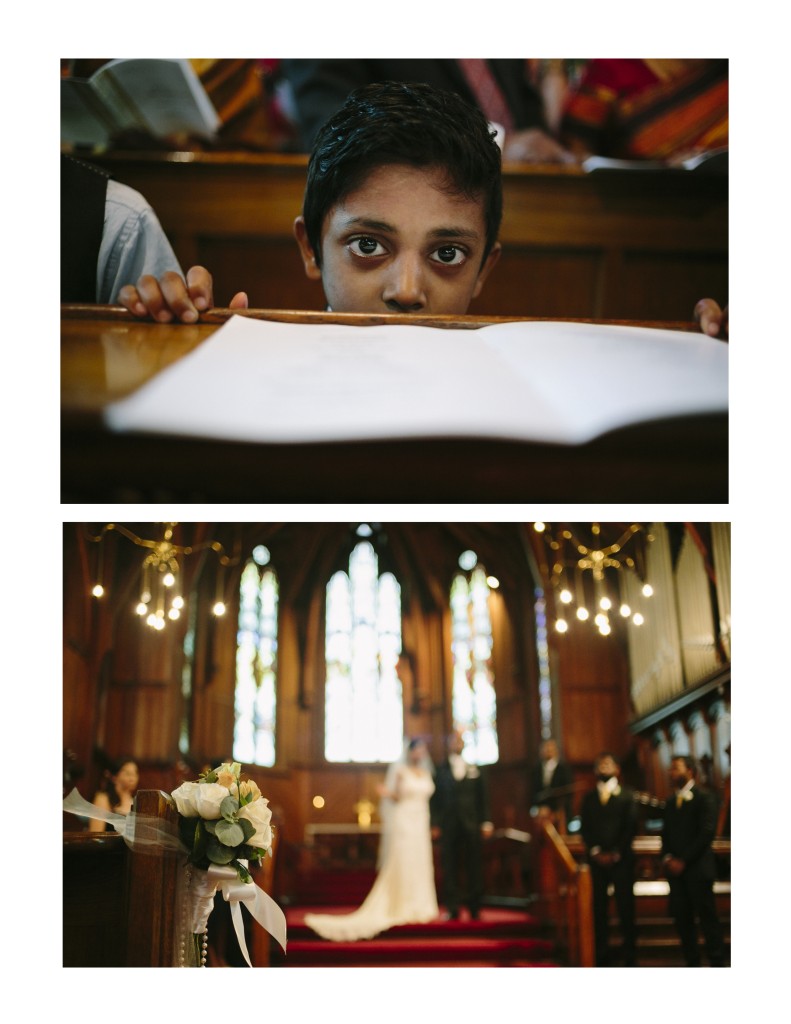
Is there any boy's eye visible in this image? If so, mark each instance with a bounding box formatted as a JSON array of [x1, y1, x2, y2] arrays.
[[431, 245, 466, 266], [349, 236, 386, 257]]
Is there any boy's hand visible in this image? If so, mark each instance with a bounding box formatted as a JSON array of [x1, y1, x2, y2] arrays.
[[694, 298, 728, 339], [118, 265, 248, 322]]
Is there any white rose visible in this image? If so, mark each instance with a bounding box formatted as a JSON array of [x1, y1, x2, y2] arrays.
[[171, 781, 201, 816], [238, 797, 273, 851], [194, 782, 232, 820]]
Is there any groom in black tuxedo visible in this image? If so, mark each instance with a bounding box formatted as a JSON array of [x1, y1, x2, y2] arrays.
[[431, 730, 493, 920]]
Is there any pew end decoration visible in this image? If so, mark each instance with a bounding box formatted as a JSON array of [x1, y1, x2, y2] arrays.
[[62, 763, 287, 967], [171, 761, 286, 966]]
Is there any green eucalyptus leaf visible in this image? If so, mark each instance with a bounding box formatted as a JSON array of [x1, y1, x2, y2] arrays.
[[220, 795, 240, 819], [203, 819, 217, 835], [238, 817, 256, 842], [215, 819, 245, 847], [206, 835, 236, 864]]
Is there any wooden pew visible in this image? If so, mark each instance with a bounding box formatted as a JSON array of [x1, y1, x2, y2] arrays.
[[63, 789, 182, 967]]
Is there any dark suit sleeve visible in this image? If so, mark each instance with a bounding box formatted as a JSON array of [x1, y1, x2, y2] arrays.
[[580, 792, 595, 849], [680, 791, 718, 866], [616, 791, 637, 858]]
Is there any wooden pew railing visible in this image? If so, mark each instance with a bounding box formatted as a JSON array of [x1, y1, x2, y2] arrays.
[[532, 817, 595, 966], [64, 790, 182, 966]]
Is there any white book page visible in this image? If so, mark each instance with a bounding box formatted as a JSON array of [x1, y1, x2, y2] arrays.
[[100, 58, 220, 138], [104, 316, 728, 446], [481, 320, 728, 441]]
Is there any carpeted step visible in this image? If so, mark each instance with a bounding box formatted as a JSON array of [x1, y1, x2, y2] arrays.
[[285, 905, 544, 938], [273, 904, 559, 967], [280, 934, 557, 967]]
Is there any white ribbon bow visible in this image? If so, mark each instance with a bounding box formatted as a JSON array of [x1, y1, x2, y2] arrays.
[[193, 864, 287, 966]]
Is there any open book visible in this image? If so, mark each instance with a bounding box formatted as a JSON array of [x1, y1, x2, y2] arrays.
[[61, 58, 220, 147], [104, 317, 728, 446], [583, 147, 728, 175]]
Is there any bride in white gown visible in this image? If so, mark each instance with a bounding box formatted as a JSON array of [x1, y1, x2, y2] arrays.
[[304, 738, 439, 941]]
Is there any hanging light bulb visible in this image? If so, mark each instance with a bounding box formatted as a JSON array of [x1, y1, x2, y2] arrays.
[[633, 612, 645, 626], [576, 606, 589, 621], [559, 587, 572, 604], [91, 583, 104, 598], [642, 583, 654, 597], [555, 618, 569, 634], [213, 600, 226, 616], [620, 603, 631, 617]]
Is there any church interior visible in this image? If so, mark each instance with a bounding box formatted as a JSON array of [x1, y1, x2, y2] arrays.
[[62, 520, 731, 968]]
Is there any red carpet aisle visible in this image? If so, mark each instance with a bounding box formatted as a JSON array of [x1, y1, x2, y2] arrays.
[[272, 905, 558, 967]]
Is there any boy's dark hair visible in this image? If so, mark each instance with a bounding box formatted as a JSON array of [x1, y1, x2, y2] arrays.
[[302, 81, 503, 268]]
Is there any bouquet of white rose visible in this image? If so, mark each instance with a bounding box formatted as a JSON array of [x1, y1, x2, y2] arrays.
[[171, 760, 273, 883], [170, 761, 283, 966]]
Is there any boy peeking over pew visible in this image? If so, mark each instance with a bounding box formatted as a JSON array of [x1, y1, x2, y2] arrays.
[[118, 81, 502, 320], [116, 80, 727, 338]]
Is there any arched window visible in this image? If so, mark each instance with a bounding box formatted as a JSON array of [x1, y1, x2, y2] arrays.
[[450, 564, 499, 764], [325, 540, 403, 763], [233, 546, 278, 767]]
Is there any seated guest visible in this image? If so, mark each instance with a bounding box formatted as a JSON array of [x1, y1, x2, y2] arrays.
[[89, 757, 139, 832], [560, 59, 728, 162], [119, 81, 503, 319], [61, 153, 183, 303], [280, 58, 574, 163]]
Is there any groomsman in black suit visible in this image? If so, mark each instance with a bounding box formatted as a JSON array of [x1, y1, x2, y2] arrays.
[[530, 737, 575, 827], [431, 730, 493, 920], [661, 755, 726, 966], [580, 752, 638, 966]]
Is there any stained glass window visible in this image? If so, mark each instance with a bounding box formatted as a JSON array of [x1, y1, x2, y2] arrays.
[[450, 566, 499, 764], [233, 554, 278, 767], [325, 540, 403, 762]]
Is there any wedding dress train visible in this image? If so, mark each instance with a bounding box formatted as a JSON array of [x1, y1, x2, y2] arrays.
[[304, 766, 439, 941]]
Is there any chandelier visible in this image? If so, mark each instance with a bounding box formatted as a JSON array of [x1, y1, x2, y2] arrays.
[[533, 522, 654, 636], [86, 523, 238, 630]]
